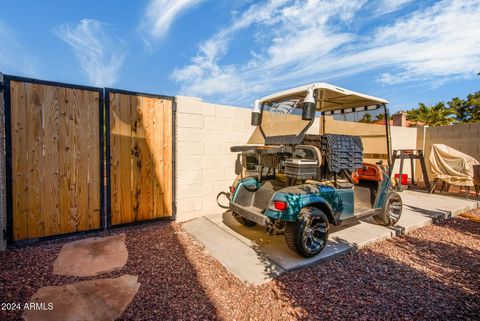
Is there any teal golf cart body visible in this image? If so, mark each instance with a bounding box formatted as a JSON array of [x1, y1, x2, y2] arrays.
[[225, 83, 403, 258]]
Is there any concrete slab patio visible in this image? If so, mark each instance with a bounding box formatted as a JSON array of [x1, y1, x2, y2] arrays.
[[183, 190, 479, 284]]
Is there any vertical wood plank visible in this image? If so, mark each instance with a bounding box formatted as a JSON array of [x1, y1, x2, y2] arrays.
[[139, 97, 154, 220], [41, 85, 60, 237], [69, 88, 81, 232], [119, 94, 132, 224], [75, 89, 89, 231], [59, 87, 75, 234], [153, 98, 164, 218], [87, 91, 101, 229], [163, 99, 173, 216], [131, 96, 141, 222], [110, 93, 121, 225], [26, 83, 44, 238], [11, 81, 28, 240]]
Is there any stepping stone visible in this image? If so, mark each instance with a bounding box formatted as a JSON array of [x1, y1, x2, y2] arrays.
[[23, 275, 140, 321], [53, 234, 128, 277]]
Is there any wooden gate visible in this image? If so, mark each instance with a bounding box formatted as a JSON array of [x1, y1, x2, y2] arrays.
[[4, 76, 104, 241], [107, 89, 174, 226]]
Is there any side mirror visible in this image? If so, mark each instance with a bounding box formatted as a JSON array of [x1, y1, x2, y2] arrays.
[[251, 99, 262, 126], [251, 112, 262, 126], [302, 87, 316, 120], [302, 102, 316, 120]]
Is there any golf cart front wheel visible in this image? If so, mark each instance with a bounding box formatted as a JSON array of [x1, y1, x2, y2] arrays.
[[285, 207, 329, 258], [233, 213, 257, 227], [373, 191, 403, 226]]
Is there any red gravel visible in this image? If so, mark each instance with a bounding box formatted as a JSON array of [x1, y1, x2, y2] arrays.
[[1, 216, 479, 321]]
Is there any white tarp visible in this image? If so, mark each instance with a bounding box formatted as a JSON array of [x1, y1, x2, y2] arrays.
[[429, 144, 479, 187]]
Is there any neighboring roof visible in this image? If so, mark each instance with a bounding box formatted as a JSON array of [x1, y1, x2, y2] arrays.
[[259, 82, 388, 112]]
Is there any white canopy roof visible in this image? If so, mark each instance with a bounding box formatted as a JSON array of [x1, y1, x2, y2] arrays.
[[259, 82, 388, 112]]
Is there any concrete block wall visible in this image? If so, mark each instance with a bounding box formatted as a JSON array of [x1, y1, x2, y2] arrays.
[[174, 95, 479, 222], [175, 96, 255, 222], [418, 123, 480, 183], [175, 96, 321, 222]]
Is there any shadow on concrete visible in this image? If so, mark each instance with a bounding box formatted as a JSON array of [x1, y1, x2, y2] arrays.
[[220, 211, 355, 273]]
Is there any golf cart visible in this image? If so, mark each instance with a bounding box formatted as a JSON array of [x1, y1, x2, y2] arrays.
[[223, 83, 403, 258]]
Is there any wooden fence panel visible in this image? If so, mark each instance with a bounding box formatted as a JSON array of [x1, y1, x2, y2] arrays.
[[109, 92, 173, 225], [9, 80, 101, 241]]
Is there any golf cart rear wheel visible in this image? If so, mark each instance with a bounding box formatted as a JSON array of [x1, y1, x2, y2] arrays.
[[285, 207, 329, 258], [233, 214, 257, 227], [373, 191, 403, 226]]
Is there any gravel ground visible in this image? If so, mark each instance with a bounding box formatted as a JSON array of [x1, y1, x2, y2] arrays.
[[1, 213, 479, 321]]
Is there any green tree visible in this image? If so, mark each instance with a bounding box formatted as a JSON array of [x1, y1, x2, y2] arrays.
[[358, 112, 373, 123], [375, 113, 392, 121], [448, 92, 480, 123], [406, 102, 455, 126]]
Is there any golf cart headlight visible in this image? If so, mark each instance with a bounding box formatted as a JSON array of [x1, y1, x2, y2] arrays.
[[251, 99, 262, 126]]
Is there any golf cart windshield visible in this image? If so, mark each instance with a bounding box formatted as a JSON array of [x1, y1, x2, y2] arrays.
[[260, 97, 312, 143]]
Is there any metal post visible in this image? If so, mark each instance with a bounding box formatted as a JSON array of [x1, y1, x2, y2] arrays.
[[0, 72, 6, 250], [384, 104, 392, 168], [418, 150, 430, 189], [398, 151, 405, 191], [410, 155, 415, 185]]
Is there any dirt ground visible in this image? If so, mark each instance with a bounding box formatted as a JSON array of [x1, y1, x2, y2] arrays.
[[1, 210, 479, 321]]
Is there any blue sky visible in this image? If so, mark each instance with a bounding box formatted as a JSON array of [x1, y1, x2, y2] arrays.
[[1, 0, 479, 112]]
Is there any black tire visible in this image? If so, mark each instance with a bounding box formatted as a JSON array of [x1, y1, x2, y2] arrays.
[[233, 214, 257, 227], [285, 207, 329, 258], [373, 191, 403, 226]]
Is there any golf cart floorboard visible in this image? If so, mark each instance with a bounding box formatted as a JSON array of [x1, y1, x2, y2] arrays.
[[336, 208, 380, 226]]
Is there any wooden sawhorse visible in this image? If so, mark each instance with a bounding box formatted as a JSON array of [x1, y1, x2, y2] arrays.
[[391, 149, 430, 191]]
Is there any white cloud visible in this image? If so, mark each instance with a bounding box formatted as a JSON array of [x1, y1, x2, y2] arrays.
[[141, 0, 205, 40], [0, 21, 38, 76], [55, 19, 126, 87], [171, 0, 367, 102], [375, 0, 414, 15], [171, 0, 480, 105]]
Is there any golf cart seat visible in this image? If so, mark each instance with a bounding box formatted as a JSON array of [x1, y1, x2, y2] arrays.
[[294, 145, 322, 167], [355, 163, 383, 182], [284, 145, 322, 180]]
